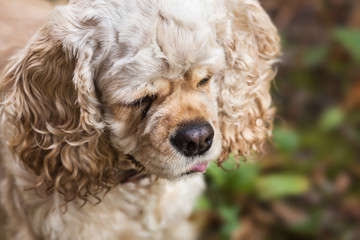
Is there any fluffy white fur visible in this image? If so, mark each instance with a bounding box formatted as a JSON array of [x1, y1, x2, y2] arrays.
[[0, 0, 280, 239]]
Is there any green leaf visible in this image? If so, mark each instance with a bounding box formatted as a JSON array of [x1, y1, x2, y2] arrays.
[[205, 156, 241, 189], [318, 106, 345, 131], [273, 127, 300, 153], [218, 205, 240, 240], [333, 28, 360, 62], [288, 209, 323, 235], [226, 161, 258, 193], [206, 162, 227, 188], [194, 195, 212, 211], [304, 45, 328, 67], [206, 159, 259, 193], [256, 174, 310, 200]]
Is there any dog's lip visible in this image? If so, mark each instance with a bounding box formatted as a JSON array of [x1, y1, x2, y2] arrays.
[[128, 154, 209, 177]]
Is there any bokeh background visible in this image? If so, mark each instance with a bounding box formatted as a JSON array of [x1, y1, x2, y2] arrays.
[[1, 0, 359, 239], [197, 0, 360, 239]]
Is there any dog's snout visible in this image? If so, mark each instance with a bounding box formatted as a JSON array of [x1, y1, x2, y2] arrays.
[[170, 122, 214, 157]]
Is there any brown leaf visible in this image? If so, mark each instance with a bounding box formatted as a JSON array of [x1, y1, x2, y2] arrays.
[[272, 201, 307, 225], [344, 81, 360, 110], [334, 172, 351, 194], [231, 218, 264, 240]]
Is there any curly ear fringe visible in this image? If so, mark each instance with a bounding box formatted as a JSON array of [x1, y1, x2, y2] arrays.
[[0, 26, 118, 203], [217, 0, 280, 164]]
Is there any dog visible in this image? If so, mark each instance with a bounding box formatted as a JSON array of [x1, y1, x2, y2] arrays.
[[0, 0, 280, 239]]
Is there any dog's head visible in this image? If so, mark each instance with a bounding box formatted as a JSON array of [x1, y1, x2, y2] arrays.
[[0, 0, 279, 201]]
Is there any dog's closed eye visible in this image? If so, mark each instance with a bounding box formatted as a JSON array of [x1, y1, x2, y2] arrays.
[[197, 76, 211, 87], [127, 95, 157, 118], [128, 95, 156, 107]]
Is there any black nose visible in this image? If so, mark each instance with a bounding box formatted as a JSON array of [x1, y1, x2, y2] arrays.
[[170, 122, 214, 157]]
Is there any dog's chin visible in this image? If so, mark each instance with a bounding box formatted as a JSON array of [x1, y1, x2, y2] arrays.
[[156, 163, 211, 180]]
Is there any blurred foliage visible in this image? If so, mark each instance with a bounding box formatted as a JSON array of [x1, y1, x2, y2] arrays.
[[197, 0, 360, 239], [333, 29, 360, 63]]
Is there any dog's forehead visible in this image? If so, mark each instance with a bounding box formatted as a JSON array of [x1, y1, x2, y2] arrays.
[[98, 0, 225, 81], [89, 0, 225, 104], [101, 0, 210, 52], [109, 0, 221, 65]]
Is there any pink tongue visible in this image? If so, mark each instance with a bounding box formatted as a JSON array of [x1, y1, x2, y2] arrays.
[[191, 162, 208, 173]]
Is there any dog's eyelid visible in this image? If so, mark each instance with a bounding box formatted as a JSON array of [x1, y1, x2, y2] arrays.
[[128, 95, 156, 107], [197, 75, 212, 86]]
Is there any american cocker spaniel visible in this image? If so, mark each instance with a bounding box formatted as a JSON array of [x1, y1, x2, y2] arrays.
[[0, 0, 280, 239]]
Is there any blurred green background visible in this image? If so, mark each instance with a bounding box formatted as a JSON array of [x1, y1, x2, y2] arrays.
[[196, 0, 360, 239]]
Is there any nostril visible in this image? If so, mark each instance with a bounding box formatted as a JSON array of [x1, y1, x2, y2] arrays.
[[184, 141, 197, 156]]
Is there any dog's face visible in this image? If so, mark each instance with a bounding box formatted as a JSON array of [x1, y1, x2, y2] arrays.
[[93, 3, 225, 178], [0, 0, 280, 200]]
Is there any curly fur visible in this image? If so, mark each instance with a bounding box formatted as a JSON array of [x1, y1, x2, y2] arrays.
[[1, 27, 118, 202], [0, 0, 280, 239]]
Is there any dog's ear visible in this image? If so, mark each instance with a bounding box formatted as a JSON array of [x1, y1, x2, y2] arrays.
[[0, 6, 116, 202], [216, 0, 280, 163]]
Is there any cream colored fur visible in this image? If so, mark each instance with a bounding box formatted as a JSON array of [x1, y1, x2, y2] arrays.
[[0, 0, 280, 239]]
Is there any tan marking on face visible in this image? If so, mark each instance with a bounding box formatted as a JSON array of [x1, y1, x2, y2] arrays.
[[131, 73, 220, 174], [106, 103, 145, 152], [103, 65, 222, 177], [184, 66, 213, 92], [128, 78, 172, 102]]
